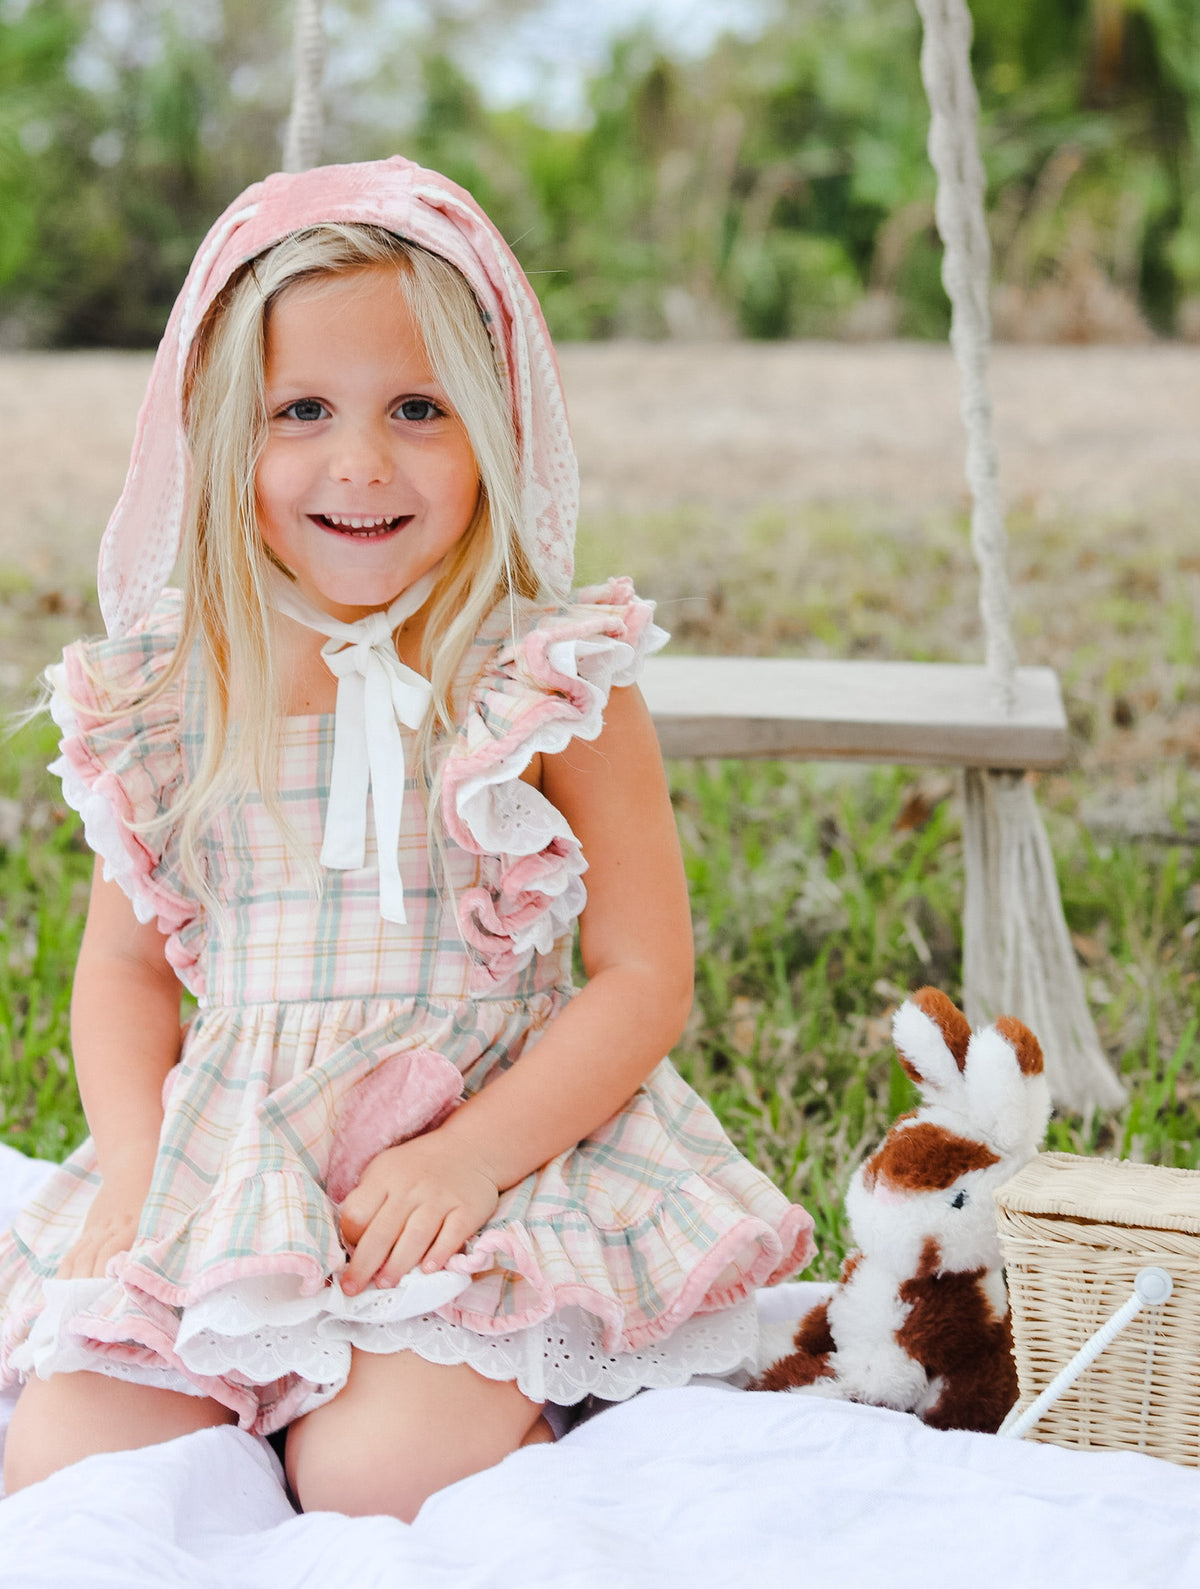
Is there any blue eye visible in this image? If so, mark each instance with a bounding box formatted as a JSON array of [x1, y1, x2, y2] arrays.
[[950, 1190, 968, 1209], [396, 397, 441, 422], [282, 399, 327, 422]]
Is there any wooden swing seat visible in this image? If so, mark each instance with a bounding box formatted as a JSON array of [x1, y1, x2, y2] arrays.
[[642, 657, 1068, 768]]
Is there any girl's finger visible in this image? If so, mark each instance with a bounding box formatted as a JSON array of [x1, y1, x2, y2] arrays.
[[417, 1211, 476, 1275], [94, 1237, 131, 1278], [60, 1235, 103, 1281], [340, 1195, 417, 1293], [338, 1184, 387, 1249], [374, 1207, 446, 1290]]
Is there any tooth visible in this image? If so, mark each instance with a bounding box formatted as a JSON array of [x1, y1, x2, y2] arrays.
[[322, 513, 399, 529]]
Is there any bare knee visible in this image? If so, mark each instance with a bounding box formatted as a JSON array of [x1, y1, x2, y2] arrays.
[[286, 1400, 506, 1522], [3, 1393, 54, 1496], [286, 1420, 431, 1521], [285, 1352, 546, 1521], [3, 1372, 235, 1494], [287, 1411, 554, 1521]]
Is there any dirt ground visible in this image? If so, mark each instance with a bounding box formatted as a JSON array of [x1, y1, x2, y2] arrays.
[[2, 342, 1198, 586]]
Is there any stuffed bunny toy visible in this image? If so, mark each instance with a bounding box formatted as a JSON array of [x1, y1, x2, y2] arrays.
[[755, 987, 1051, 1433]]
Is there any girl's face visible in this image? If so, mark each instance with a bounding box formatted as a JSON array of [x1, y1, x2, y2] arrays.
[[256, 266, 481, 623]]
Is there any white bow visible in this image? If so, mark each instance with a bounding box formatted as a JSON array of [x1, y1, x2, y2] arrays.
[[270, 569, 438, 924]]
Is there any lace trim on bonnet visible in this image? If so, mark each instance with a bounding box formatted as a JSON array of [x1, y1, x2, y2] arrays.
[[442, 577, 667, 985]]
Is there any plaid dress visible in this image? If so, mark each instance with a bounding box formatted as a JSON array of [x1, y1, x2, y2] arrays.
[[0, 581, 814, 1435]]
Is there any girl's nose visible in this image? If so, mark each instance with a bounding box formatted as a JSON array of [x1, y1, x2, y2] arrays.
[[329, 419, 393, 486]]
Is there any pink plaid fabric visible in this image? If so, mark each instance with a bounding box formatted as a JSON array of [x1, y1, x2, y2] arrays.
[[0, 585, 815, 1433]]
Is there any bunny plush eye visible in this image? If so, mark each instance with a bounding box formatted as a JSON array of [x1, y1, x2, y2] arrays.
[[950, 1190, 968, 1209]]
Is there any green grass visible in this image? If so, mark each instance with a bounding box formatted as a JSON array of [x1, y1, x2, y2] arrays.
[[3, 499, 1200, 1278], [666, 760, 1200, 1277], [0, 716, 94, 1161]]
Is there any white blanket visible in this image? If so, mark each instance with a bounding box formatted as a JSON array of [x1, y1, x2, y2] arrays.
[[2, 1144, 1199, 1588]]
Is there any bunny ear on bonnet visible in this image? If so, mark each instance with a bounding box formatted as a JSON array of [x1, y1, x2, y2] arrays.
[[891, 986, 972, 1103], [963, 1017, 1052, 1158]]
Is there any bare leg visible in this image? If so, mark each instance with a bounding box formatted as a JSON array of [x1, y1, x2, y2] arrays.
[[3, 1371, 236, 1494], [285, 1348, 547, 1521]]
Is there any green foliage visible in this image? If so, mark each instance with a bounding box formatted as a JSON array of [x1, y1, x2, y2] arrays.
[[0, 0, 89, 310], [4, 0, 1200, 344], [0, 0, 290, 346]]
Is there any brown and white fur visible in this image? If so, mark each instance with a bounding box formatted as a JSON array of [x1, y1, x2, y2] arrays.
[[755, 988, 1050, 1433]]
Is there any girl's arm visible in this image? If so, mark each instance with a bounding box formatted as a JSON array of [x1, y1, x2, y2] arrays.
[[340, 684, 695, 1291], [57, 858, 183, 1279]]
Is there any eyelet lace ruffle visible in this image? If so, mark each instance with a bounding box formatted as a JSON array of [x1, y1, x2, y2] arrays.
[[11, 1276, 759, 1429], [46, 590, 202, 993], [168, 1276, 759, 1413], [441, 578, 668, 983]]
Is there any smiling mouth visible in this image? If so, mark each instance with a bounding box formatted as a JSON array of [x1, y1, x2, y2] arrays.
[[312, 513, 411, 538]]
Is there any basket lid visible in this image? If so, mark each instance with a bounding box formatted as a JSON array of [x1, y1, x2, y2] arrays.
[[995, 1151, 1200, 1234]]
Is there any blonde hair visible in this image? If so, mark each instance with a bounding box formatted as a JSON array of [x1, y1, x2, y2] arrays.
[[141, 225, 540, 898]]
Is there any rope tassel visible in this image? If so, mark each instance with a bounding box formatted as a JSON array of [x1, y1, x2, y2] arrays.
[[916, 0, 1123, 1114], [963, 770, 1125, 1114]]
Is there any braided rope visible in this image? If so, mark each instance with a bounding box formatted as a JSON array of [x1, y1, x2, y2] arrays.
[[916, 0, 1018, 711], [919, 1, 1120, 1109], [283, 0, 326, 174]]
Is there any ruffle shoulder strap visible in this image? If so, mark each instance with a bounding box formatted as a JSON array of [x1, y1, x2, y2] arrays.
[[46, 589, 201, 987], [440, 577, 668, 984]]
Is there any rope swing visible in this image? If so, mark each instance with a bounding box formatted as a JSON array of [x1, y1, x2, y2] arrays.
[[282, 0, 326, 175], [916, 0, 1124, 1113]]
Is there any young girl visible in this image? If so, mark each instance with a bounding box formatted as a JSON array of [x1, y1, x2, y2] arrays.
[[0, 156, 813, 1518]]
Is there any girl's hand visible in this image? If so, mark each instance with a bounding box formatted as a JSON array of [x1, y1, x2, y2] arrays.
[[57, 1173, 151, 1280], [337, 1132, 500, 1295]]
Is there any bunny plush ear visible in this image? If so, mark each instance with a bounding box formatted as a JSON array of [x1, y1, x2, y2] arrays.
[[963, 1016, 1052, 1158], [891, 987, 972, 1104]]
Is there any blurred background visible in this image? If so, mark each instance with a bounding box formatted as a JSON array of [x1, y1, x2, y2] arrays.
[[2, 0, 1199, 349], [4, 2, 1200, 1203]]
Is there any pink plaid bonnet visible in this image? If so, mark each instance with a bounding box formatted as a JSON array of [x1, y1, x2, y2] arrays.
[[96, 155, 579, 637]]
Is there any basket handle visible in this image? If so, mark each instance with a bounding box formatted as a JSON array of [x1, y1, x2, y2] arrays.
[[998, 1267, 1174, 1440]]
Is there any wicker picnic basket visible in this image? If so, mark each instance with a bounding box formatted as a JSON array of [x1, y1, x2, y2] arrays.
[[995, 1151, 1200, 1465]]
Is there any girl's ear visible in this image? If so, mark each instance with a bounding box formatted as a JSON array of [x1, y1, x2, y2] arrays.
[[891, 987, 972, 1104], [962, 1018, 1052, 1158]]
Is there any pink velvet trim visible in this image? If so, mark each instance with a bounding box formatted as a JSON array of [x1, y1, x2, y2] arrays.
[[519, 578, 652, 700], [52, 646, 200, 983], [440, 1204, 817, 1353], [123, 1249, 336, 1311], [440, 584, 658, 978], [325, 1047, 465, 1203], [441, 585, 657, 855], [64, 1300, 259, 1427], [0, 1191, 814, 1430]]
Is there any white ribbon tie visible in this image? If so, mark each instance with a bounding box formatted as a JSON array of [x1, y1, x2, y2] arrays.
[[270, 569, 438, 924]]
